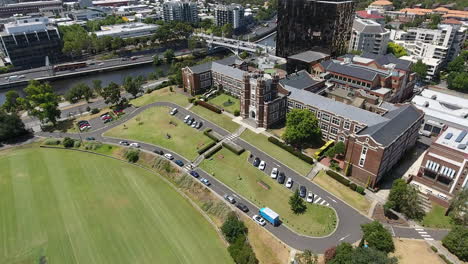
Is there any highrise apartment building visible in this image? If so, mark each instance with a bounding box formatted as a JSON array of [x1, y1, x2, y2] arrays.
[[0, 15, 62, 69], [162, 1, 198, 23], [349, 18, 390, 55], [276, 0, 355, 58], [214, 4, 244, 30]]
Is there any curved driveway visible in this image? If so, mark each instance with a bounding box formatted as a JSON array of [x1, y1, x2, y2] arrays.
[[37, 101, 448, 252]]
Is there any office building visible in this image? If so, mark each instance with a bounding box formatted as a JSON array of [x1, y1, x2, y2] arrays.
[[214, 4, 244, 30], [349, 18, 390, 55], [0, 16, 62, 69], [276, 0, 355, 58], [94, 22, 158, 38], [366, 0, 394, 13], [0, 0, 62, 18], [162, 1, 198, 23]]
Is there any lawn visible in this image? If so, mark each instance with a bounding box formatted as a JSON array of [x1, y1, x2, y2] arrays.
[[0, 145, 232, 264], [104, 106, 213, 160], [240, 130, 312, 176], [131, 87, 190, 107], [313, 171, 371, 214], [421, 203, 453, 229], [200, 149, 337, 237], [208, 93, 240, 114], [191, 105, 240, 133]]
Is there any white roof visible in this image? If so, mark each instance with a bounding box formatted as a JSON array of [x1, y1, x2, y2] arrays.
[[261, 207, 279, 218], [435, 127, 468, 155]]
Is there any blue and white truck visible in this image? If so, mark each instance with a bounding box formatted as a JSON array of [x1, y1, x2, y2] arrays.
[[259, 207, 280, 226]]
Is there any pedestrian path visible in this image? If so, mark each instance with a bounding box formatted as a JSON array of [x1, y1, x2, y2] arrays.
[[415, 228, 434, 241]]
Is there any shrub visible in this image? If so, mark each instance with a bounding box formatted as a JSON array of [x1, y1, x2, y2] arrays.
[[442, 226, 468, 261], [439, 254, 454, 264], [197, 100, 222, 114], [73, 140, 82, 148], [356, 186, 365, 195], [62, 137, 75, 148], [431, 246, 438, 253], [361, 221, 395, 253], [221, 212, 247, 243], [324, 246, 336, 263], [197, 141, 216, 155], [125, 149, 140, 163], [86, 106, 91, 112], [349, 183, 357, 191], [222, 141, 245, 155], [44, 138, 61, 145], [91, 108, 100, 114], [267, 137, 314, 164], [205, 145, 222, 158], [193, 100, 199, 106], [326, 170, 350, 187], [234, 109, 240, 116], [188, 97, 195, 103], [204, 128, 221, 142], [228, 234, 258, 264]]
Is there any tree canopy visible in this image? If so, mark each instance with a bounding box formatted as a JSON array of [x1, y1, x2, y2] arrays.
[[123, 76, 144, 98], [328, 242, 397, 264], [447, 188, 468, 226], [20, 80, 61, 126], [282, 109, 321, 148], [447, 51, 468, 93], [289, 189, 307, 214], [2, 90, 21, 113], [101, 82, 123, 107], [361, 221, 395, 253], [442, 226, 468, 261], [0, 109, 27, 142], [221, 212, 247, 244], [387, 42, 408, 58], [411, 59, 428, 82], [385, 179, 425, 220]]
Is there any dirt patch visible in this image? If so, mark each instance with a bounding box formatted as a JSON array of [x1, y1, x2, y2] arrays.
[[391, 238, 443, 264], [372, 204, 408, 226]]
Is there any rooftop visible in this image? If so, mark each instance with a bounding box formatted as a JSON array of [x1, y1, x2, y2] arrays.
[[370, 0, 393, 6], [353, 18, 387, 34], [435, 127, 468, 156], [288, 50, 329, 63], [356, 10, 384, 19], [279, 70, 322, 90]]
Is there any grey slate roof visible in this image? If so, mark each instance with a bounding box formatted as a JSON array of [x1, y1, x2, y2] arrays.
[[189, 61, 213, 74], [279, 70, 320, 90], [361, 52, 412, 71], [216, 56, 245, 66], [188, 56, 246, 78], [353, 19, 387, 34], [322, 61, 378, 81], [211, 62, 245, 80], [288, 50, 329, 63]]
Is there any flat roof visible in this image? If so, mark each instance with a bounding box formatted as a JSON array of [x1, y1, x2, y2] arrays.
[[435, 127, 468, 155]]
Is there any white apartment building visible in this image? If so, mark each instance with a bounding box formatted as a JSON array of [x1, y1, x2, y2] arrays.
[[214, 4, 244, 29], [162, 1, 198, 23], [94, 22, 158, 38], [349, 18, 390, 55], [390, 23, 466, 80]]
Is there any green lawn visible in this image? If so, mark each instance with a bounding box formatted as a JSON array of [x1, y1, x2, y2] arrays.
[[0, 145, 232, 264], [131, 87, 189, 107], [313, 171, 371, 214], [421, 203, 453, 229], [104, 106, 213, 160], [208, 94, 240, 114], [240, 130, 312, 176], [200, 149, 337, 237], [191, 105, 240, 133]]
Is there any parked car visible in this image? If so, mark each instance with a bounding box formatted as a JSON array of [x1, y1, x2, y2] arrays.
[[119, 141, 129, 146], [175, 160, 184, 167], [200, 178, 211, 186], [191, 121, 197, 128], [252, 215, 266, 226], [170, 108, 178, 115], [252, 157, 260, 167], [85, 137, 95, 140], [164, 153, 174, 160], [236, 203, 249, 213], [258, 160, 266, 170], [270, 168, 278, 179], [129, 142, 140, 148], [299, 186, 306, 198], [195, 121, 203, 129], [153, 149, 164, 155], [184, 115, 191, 122], [277, 172, 286, 184], [190, 171, 200, 178], [187, 118, 194, 125], [306, 192, 314, 203], [223, 194, 236, 204], [285, 177, 293, 188]]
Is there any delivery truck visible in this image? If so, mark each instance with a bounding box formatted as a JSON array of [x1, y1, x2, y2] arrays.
[[259, 207, 280, 226]]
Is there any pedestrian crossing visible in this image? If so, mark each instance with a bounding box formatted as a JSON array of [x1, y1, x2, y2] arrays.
[[311, 195, 330, 207], [415, 228, 434, 241], [224, 134, 238, 141]]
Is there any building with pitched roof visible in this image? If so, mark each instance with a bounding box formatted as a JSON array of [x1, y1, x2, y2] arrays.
[[286, 50, 331, 74], [349, 18, 390, 55], [367, 0, 394, 13]]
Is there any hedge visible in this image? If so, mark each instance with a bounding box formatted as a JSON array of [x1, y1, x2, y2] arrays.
[[222, 141, 245, 155], [267, 137, 314, 164], [204, 128, 221, 142], [349, 183, 357, 191], [197, 100, 222, 114], [356, 186, 365, 195], [326, 170, 350, 187], [439, 254, 453, 264], [197, 141, 216, 155], [205, 145, 222, 158]]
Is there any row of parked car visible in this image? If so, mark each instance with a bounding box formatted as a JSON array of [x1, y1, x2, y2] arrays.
[[77, 120, 91, 131], [100, 112, 113, 123], [184, 114, 203, 129]]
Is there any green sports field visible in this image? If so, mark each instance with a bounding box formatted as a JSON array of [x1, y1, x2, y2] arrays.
[[0, 145, 232, 264]]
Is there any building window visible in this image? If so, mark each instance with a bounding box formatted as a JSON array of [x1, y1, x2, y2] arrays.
[[322, 113, 330, 122], [359, 158, 365, 167], [354, 125, 362, 133], [339, 136, 345, 142], [331, 117, 341, 126], [344, 121, 351, 130], [321, 123, 329, 132], [330, 127, 338, 135], [362, 147, 367, 155]]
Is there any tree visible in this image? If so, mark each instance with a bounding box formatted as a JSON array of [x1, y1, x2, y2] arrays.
[[153, 56, 162, 66], [387, 42, 407, 58], [20, 80, 61, 126], [329, 243, 354, 264], [361, 221, 395, 253], [2, 90, 20, 113], [164, 49, 175, 64], [92, 80, 103, 96], [101, 82, 122, 106], [324, 246, 337, 263], [289, 189, 307, 214], [62, 137, 75, 148], [64, 85, 82, 103], [221, 23, 234, 38], [411, 59, 428, 83], [125, 149, 140, 163], [334, 141, 346, 156], [448, 72, 468, 92], [123, 76, 143, 98], [447, 188, 468, 226], [227, 234, 258, 264], [0, 109, 27, 142], [385, 179, 425, 220], [283, 109, 321, 149], [442, 226, 468, 261], [221, 212, 247, 243], [81, 84, 93, 103]]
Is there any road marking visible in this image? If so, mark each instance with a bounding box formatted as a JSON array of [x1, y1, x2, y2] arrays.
[[325, 203, 330, 207], [390, 226, 396, 236], [327, 196, 337, 203], [320, 200, 326, 205], [339, 234, 351, 241], [274, 163, 281, 167], [415, 228, 424, 231], [424, 238, 434, 241], [421, 234, 431, 237], [418, 231, 427, 234], [314, 197, 322, 203]]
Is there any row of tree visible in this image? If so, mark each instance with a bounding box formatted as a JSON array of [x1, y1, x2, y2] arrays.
[[221, 212, 258, 264], [446, 51, 468, 92]]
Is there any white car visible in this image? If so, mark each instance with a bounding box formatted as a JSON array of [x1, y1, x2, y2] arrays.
[[184, 115, 191, 122], [258, 160, 266, 171], [164, 153, 174, 160], [170, 108, 178, 115], [285, 177, 293, 188], [270, 168, 278, 179], [129, 142, 140, 148], [306, 192, 314, 203], [252, 215, 266, 226]]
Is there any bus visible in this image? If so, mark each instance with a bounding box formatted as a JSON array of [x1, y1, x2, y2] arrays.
[[313, 140, 335, 160], [53, 62, 87, 72]]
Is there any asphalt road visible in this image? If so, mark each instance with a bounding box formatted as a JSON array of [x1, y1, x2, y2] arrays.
[[36, 100, 449, 252]]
